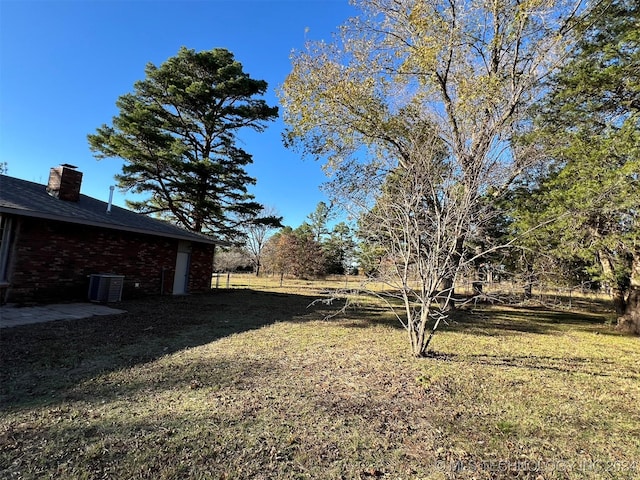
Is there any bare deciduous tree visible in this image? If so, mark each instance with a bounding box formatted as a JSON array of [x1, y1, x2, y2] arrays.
[[353, 120, 510, 355], [240, 206, 282, 276], [214, 247, 252, 273]]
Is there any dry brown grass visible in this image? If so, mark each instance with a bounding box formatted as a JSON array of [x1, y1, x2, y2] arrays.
[[1, 283, 639, 479]]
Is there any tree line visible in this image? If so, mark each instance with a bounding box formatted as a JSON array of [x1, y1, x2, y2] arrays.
[[215, 202, 358, 281]]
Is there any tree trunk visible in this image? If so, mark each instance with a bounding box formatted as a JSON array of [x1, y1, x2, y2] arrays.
[[472, 264, 484, 296], [440, 276, 455, 311], [523, 263, 534, 300], [409, 328, 425, 357], [617, 253, 640, 334], [598, 250, 627, 315], [441, 237, 465, 311], [407, 307, 431, 357], [472, 246, 484, 295], [612, 288, 627, 316]]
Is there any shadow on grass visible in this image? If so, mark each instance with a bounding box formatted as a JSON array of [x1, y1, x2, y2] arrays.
[[424, 350, 640, 381], [317, 293, 616, 337], [329, 303, 404, 330], [0, 289, 324, 411], [446, 304, 615, 336]]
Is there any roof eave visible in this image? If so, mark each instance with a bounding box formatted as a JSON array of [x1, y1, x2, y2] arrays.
[[0, 206, 222, 246]]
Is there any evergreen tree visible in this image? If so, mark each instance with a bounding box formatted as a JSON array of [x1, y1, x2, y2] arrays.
[[306, 201, 334, 242], [88, 47, 279, 240], [290, 225, 327, 279], [515, 0, 639, 329], [323, 222, 356, 275]]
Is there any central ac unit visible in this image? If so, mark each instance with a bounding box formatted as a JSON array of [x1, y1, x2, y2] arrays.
[[88, 274, 124, 302]]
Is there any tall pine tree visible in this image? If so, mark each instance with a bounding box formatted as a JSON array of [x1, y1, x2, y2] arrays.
[[88, 47, 279, 240]]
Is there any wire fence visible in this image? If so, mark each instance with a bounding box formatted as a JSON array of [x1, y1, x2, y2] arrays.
[[213, 272, 612, 311]]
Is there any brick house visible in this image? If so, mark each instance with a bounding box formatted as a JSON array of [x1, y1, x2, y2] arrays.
[[0, 165, 222, 303]]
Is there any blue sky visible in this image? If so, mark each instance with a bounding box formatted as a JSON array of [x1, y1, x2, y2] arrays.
[[0, 0, 356, 229]]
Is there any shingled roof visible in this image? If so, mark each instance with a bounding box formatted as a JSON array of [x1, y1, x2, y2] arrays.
[[0, 174, 220, 245]]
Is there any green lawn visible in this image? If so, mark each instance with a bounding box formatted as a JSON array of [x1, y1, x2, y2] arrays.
[[1, 286, 639, 479]]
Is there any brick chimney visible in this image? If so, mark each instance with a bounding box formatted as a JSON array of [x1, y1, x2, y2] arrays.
[[46, 164, 83, 202]]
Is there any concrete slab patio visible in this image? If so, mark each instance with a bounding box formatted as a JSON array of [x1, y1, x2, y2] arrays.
[[0, 303, 127, 328]]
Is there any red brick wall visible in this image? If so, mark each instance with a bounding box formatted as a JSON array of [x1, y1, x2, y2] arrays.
[[6, 216, 214, 303], [189, 244, 216, 292]]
